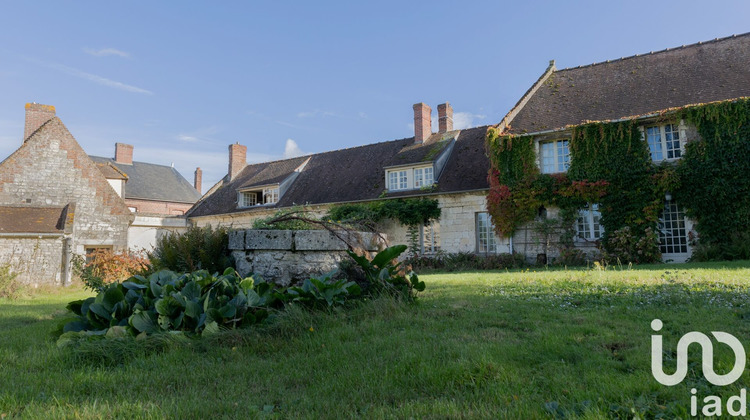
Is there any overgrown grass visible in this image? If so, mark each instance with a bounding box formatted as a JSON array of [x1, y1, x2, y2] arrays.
[[2, 261, 750, 418]]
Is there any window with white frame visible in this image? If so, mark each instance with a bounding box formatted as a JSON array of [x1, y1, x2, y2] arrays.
[[239, 191, 257, 207], [420, 221, 440, 255], [414, 167, 434, 188], [646, 124, 682, 162], [576, 203, 602, 240], [540, 140, 570, 173], [476, 212, 497, 253], [388, 170, 408, 191], [658, 202, 688, 254], [263, 187, 279, 204]]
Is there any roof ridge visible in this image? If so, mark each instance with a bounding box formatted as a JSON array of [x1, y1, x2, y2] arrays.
[[556, 32, 750, 73]]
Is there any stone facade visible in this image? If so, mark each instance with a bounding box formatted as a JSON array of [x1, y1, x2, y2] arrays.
[[0, 116, 132, 285], [229, 229, 383, 286], [0, 236, 66, 286]]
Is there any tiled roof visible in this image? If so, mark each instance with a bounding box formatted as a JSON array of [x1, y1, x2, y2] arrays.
[[0, 206, 65, 234], [94, 161, 128, 180], [238, 156, 310, 189], [90, 157, 202, 204], [188, 125, 490, 218], [508, 33, 750, 134], [384, 131, 457, 168]]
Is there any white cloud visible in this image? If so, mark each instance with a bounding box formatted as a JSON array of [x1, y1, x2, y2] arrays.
[[358, 112, 367, 119], [29, 58, 153, 95], [177, 135, 199, 143], [297, 109, 336, 118], [453, 112, 487, 129], [84, 48, 131, 58], [284, 139, 305, 158]]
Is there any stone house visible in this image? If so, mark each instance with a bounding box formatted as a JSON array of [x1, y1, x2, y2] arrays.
[[491, 33, 750, 262], [0, 104, 200, 285], [188, 102, 506, 256]]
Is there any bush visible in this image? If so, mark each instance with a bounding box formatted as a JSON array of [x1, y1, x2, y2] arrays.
[[149, 226, 232, 273], [689, 231, 750, 262], [0, 264, 22, 299], [405, 251, 526, 272], [73, 250, 149, 292], [602, 226, 660, 264]]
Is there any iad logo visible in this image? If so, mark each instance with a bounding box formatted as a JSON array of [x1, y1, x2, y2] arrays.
[[650, 319, 746, 386], [651, 319, 749, 417]]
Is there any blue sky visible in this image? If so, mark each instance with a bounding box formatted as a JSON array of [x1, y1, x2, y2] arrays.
[[1, 1, 748, 192]]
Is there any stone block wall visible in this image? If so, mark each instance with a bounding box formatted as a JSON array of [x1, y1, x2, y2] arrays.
[[0, 236, 64, 286], [229, 230, 383, 287]]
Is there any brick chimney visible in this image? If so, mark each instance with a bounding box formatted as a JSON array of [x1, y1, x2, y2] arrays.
[[413, 103, 432, 144], [228, 142, 247, 181], [438, 102, 453, 133], [114, 143, 134, 165], [194, 167, 202, 193], [24, 103, 56, 142]]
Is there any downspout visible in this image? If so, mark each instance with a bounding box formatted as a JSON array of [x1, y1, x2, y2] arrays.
[[61, 237, 72, 286]]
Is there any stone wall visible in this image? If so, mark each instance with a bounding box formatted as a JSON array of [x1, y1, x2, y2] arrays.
[[229, 230, 383, 286], [0, 236, 64, 286]]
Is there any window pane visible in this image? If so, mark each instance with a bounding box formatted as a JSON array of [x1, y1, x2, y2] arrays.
[[399, 171, 407, 189], [414, 168, 423, 187], [541, 142, 555, 173], [477, 212, 497, 253], [658, 203, 689, 255], [647, 126, 663, 161], [424, 167, 434, 186]]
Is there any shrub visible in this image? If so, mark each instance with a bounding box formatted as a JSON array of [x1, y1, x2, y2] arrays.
[[56, 268, 283, 344], [73, 250, 149, 292], [346, 245, 424, 301], [149, 226, 232, 273], [405, 252, 526, 272], [0, 264, 22, 299], [689, 231, 750, 262], [601, 226, 660, 264]]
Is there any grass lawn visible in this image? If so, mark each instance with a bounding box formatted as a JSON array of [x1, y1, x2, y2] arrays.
[[3, 261, 750, 418]]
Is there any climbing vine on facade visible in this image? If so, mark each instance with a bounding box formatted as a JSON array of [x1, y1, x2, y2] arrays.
[[486, 97, 750, 263]]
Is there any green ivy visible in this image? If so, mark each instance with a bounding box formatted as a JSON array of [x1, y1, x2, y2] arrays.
[[677, 99, 750, 259], [485, 97, 750, 263]]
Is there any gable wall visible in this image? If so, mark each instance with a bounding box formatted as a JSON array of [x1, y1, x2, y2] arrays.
[[0, 119, 132, 255]]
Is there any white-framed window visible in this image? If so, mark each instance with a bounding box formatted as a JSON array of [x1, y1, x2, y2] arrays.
[[646, 123, 682, 162], [263, 187, 279, 204], [576, 203, 602, 240], [414, 167, 434, 188], [659, 202, 689, 255], [476, 212, 497, 253], [540, 140, 570, 173], [419, 221, 440, 255], [239, 191, 257, 208], [387, 169, 408, 191]]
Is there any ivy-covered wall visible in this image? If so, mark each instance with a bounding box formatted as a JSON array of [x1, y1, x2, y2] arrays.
[[486, 97, 750, 263]]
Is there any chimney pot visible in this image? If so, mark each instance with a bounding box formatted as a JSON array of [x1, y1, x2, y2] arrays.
[[413, 103, 432, 144], [228, 143, 247, 181], [24, 103, 56, 142], [194, 167, 203, 193], [438, 103, 453, 133], [114, 143, 134, 165]]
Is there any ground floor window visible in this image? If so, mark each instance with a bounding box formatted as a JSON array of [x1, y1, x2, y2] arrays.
[[476, 212, 497, 253], [658, 202, 688, 254], [420, 221, 440, 255], [576, 203, 602, 241]]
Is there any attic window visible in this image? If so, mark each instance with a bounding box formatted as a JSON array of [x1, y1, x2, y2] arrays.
[[263, 187, 279, 204], [386, 165, 435, 191], [239, 191, 258, 208]]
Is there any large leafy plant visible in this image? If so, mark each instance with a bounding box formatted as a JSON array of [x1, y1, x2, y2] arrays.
[[56, 268, 281, 344], [286, 270, 361, 308], [346, 245, 425, 300]]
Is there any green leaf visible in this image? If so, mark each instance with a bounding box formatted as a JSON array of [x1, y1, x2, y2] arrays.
[[130, 310, 159, 334], [66, 299, 85, 315], [122, 281, 147, 291], [239, 277, 254, 293], [218, 303, 237, 319], [185, 300, 202, 318], [371, 245, 407, 268], [105, 325, 129, 339], [203, 320, 220, 335], [181, 280, 201, 301], [88, 302, 113, 321]]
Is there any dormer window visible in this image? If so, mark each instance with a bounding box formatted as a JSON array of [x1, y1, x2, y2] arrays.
[[414, 167, 434, 188], [385, 165, 435, 192], [263, 187, 279, 204], [238, 185, 279, 208]]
